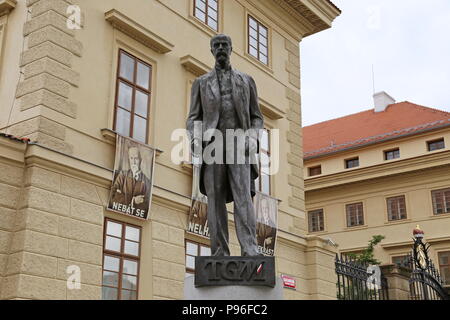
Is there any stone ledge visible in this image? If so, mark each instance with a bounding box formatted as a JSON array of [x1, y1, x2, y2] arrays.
[[0, 0, 16, 16], [100, 128, 164, 156], [180, 55, 210, 77], [27, 131, 74, 155], [260, 98, 285, 120], [105, 9, 174, 54], [9, 116, 66, 140]]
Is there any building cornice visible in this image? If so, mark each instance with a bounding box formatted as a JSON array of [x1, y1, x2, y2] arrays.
[[180, 55, 210, 77], [105, 9, 174, 54], [382, 236, 450, 249], [0, 0, 16, 17], [305, 150, 450, 191], [0, 134, 27, 164], [274, 0, 341, 37]]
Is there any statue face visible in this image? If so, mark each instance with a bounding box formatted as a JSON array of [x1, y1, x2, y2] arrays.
[[128, 147, 141, 174], [211, 35, 232, 65]]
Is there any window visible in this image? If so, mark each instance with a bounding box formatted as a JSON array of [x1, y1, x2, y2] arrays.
[[114, 50, 152, 144], [385, 148, 400, 160], [309, 166, 322, 177], [392, 255, 412, 268], [345, 157, 359, 169], [248, 15, 268, 65], [346, 202, 364, 227], [438, 251, 450, 285], [308, 209, 324, 233], [102, 219, 141, 300], [185, 240, 211, 277], [386, 196, 407, 221], [427, 138, 445, 152], [255, 129, 271, 195], [194, 0, 218, 31], [431, 188, 450, 215]]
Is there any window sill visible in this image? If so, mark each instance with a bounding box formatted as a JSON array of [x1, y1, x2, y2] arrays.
[[344, 225, 369, 231], [101, 128, 163, 156], [428, 213, 450, 219], [384, 218, 411, 225], [243, 52, 274, 76], [187, 14, 219, 38], [307, 230, 327, 236]]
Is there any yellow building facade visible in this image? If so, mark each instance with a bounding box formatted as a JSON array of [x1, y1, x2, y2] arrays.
[[0, 0, 341, 299], [304, 97, 450, 289]]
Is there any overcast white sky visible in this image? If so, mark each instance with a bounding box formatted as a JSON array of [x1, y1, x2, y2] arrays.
[[300, 0, 450, 126]]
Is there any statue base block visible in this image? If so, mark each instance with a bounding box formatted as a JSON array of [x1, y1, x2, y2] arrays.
[[184, 275, 284, 300], [194, 256, 276, 287]]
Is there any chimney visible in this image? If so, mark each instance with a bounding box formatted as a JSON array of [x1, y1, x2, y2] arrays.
[[373, 91, 395, 112]]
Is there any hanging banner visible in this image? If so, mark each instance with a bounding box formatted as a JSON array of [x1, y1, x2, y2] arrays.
[[255, 192, 278, 256], [107, 135, 156, 220], [187, 159, 210, 238]]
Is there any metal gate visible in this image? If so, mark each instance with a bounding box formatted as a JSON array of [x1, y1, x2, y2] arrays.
[[408, 227, 449, 300], [335, 254, 389, 300]]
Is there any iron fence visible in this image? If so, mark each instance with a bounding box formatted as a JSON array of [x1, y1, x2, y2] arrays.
[[335, 254, 389, 300]]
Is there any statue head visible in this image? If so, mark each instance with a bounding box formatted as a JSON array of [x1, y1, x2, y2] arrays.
[[210, 34, 232, 67], [128, 147, 141, 175]]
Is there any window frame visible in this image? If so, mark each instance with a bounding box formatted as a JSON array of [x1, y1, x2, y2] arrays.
[[384, 148, 400, 161], [247, 15, 269, 66], [431, 188, 450, 215], [346, 202, 365, 227], [438, 251, 450, 286], [391, 254, 412, 268], [345, 157, 360, 169], [308, 166, 322, 177], [113, 49, 152, 144], [102, 218, 142, 300], [386, 195, 408, 221], [185, 239, 211, 275], [193, 0, 219, 32], [308, 209, 325, 233], [427, 138, 445, 152]]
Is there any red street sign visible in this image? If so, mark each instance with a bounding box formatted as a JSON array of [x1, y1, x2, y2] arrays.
[[281, 275, 296, 289]]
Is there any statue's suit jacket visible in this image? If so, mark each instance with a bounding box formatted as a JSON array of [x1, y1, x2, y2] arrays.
[[186, 68, 264, 203]]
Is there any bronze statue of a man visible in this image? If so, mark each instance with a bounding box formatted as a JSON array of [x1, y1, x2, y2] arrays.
[[186, 34, 264, 257]]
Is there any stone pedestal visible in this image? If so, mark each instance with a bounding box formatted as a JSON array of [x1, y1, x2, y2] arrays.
[[184, 275, 284, 300], [380, 264, 411, 300]]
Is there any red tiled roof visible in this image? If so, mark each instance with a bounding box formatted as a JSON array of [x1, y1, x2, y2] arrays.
[[303, 102, 450, 159]]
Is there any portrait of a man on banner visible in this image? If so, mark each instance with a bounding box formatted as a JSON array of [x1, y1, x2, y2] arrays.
[[107, 136, 155, 220], [187, 159, 210, 238], [255, 192, 278, 256]]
